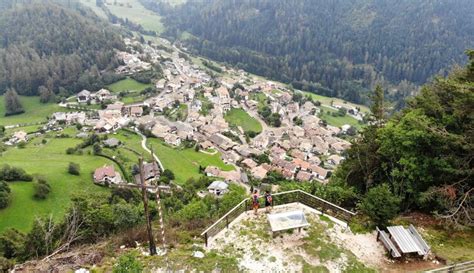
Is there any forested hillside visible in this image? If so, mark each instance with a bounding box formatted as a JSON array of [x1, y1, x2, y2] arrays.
[[330, 50, 474, 227], [0, 0, 125, 96], [142, 0, 474, 105]]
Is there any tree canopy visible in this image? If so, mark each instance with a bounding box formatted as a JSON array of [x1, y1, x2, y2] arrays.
[[143, 0, 474, 106], [332, 51, 474, 227], [0, 1, 125, 96]]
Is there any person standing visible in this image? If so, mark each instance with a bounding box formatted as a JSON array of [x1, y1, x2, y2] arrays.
[[252, 190, 259, 215], [264, 191, 272, 213]]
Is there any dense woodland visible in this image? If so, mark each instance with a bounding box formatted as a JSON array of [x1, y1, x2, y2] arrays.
[[142, 0, 474, 106], [331, 51, 473, 227], [0, 0, 125, 97]]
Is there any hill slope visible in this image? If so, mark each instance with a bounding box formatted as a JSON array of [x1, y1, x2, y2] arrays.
[[142, 0, 474, 105], [0, 1, 125, 96]]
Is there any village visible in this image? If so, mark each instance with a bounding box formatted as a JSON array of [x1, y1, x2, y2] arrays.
[[4, 37, 364, 194]]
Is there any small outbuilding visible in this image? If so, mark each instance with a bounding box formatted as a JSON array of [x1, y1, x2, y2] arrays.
[[207, 180, 229, 196]]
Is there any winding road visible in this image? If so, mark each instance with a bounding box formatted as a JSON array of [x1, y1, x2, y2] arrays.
[[136, 129, 165, 171]]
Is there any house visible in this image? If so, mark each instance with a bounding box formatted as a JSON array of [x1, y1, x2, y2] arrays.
[[106, 103, 124, 111], [296, 171, 313, 182], [8, 131, 28, 145], [103, 138, 121, 148], [241, 158, 258, 169], [52, 112, 67, 123], [164, 134, 181, 146], [93, 165, 122, 185], [77, 90, 91, 103], [200, 140, 214, 150], [327, 154, 343, 166], [216, 86, 231, 112], [311, 165, 331, 181], [207, 180, 229, 196], [251, 166, 268, 180], [95, 89, 112, 102], [130, 106, 144, 117], [209, 133, 236, 150], [152, 123, 171, 138], [205, 166, 221, 177], [135, 162, 160, 184]]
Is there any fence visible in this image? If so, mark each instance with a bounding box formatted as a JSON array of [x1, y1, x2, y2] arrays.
[[424, 261, 474, 273], [201, 189, 356, 246]]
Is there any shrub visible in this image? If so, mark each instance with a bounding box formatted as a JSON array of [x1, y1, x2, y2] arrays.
[[0, 181, 11, 209], [113, 252, 143, 273], [33, 180, 51, 199], [17, 141, 26, 149], [68, 162, 80, 176], [0, 228, 26, 259], [0, 164, 32, 182], [162, 169, 175, 181], [358, 184, 401, 227]]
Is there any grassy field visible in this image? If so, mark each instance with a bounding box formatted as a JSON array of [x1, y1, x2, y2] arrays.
[[105, 0, 164, 34], [147, 138, 234, 184], [0, 133, 118, 233], [166, 104, 188, 121], [319, 106, 362, 129], [107, 78, 152, 93], [103, 129, 153, 180], [303, 91, 370, 113], [78, 0, 108, 18], [225, 108, 262, 133], [0, 96, 64, 126]]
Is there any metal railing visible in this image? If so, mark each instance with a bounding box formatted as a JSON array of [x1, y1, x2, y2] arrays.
[[424, 261, 474, 272], [201, 189, 356, 246]]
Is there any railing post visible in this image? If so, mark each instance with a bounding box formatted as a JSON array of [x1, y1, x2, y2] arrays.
[[226, 215, 229, 228], [204, 232, 208, 247]]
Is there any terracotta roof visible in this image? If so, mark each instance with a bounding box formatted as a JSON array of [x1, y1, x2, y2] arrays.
[[94, 165, 116, 181]]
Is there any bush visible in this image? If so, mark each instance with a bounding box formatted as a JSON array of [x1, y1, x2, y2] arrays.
[[33, 180, 51, 199], [113, 252, 143, 273], [68, 162, 80, 176], [0, 228, 26, 259], [0, 164, 32, 182], [0, 257, 13, 273], [93, 143, 102, 155], [17, 141, 26, 148], [162, 169, 175, 181], [0, 181, 11, 209], [358, 184, 400, 227]]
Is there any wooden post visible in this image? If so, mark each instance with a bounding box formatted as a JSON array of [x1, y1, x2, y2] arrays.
[[204, 232, 208, 247], [226, 215, 229, 228], [139, 157, 157, 256]]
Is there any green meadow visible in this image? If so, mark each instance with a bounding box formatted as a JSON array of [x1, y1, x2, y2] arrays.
[[147, 138, 234, 184], [0, 95, 64, 126], [0, 134, 117, 233], [225, 108, 262, 133]]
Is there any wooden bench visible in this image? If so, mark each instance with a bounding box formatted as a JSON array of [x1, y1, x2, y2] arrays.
[[376, 226, 401, 258]]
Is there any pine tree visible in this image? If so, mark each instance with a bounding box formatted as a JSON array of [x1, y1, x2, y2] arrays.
[[4, 88, 24, 116], [38, 86, 55, 103]]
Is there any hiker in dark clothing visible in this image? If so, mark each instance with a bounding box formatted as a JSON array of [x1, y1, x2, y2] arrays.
[[264, 191, 272, 213]]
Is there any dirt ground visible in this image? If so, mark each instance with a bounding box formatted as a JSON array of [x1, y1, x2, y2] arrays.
[[208, 203, 444, 273], [208, 203, 384, 272]]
